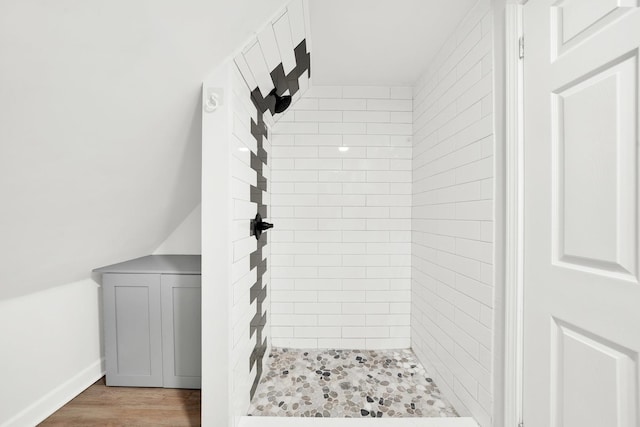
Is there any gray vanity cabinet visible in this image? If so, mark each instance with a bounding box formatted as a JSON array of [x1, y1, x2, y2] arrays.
[[95, 255, 201, 389]]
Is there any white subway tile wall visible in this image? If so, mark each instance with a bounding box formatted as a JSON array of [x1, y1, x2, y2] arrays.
[[411, 1, 493, 426], [228, 0, 313, 411], [228, 64, 272, 416], [270, 85, 412, 350], [228, 67, 271, 413]]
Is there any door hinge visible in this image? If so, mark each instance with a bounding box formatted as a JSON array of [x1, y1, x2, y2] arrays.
[[519, 37, 524, 59]]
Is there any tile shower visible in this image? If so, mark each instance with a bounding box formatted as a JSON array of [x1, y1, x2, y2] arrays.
[[202, 0, 495, 425]]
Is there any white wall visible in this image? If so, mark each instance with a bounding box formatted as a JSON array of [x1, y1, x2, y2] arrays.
[[0, 280, 103, 427], [154, 204, 202, 255], [202, 62, 233, 427], [0, 0, 289, 301], [411, 0, 495, 425], [269, 85, 413, 350]]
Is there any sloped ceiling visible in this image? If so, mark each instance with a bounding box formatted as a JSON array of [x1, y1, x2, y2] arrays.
[[309, 0, 478, 85], [0, 0, 289, 299]]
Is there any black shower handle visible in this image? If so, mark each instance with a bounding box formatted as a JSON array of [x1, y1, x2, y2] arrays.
[[257, 221, 273, 231], [252, 213, 274, 240]]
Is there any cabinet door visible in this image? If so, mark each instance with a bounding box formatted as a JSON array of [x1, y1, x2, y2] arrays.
[[161, 274, 202, 389], [102, 273, 163, 387]]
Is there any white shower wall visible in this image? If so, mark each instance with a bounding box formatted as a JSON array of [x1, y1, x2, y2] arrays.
[[269, 85, 413, 349], [227, 63, 273, 416], [411, 0, 494, 425]]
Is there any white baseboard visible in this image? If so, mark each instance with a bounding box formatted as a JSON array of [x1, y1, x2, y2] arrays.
[[1, 358, 105, 427]]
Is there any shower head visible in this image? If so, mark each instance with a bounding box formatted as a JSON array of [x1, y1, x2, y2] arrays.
[[269, 88, 292, 114]]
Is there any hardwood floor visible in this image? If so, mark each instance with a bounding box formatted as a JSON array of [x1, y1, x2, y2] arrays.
[[39, 377, 201, 426]]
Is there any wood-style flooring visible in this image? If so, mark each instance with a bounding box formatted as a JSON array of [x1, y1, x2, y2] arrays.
[[39, 377, 201, 426]]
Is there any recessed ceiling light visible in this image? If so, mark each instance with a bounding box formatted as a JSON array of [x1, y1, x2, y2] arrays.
[[338, 146, 350, 152]]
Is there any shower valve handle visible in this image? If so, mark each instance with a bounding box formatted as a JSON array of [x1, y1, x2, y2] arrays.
[[252, 213, 274, 240], [257, 221, 274, 231]]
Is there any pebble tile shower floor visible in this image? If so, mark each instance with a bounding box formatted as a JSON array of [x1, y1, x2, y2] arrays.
[[248, 348, 459, 418]]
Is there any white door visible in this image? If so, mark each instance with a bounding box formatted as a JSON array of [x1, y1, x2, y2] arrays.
[[523, 1, 640, 426]]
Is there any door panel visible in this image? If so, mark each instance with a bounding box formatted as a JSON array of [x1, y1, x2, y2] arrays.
[[103, 273, 163, 387], [523, 1, 640, 426], [161, 274, 202, 389], [551, 319, 637, 427], [552, 0, 638, 58], [552, 53, 638, 280]]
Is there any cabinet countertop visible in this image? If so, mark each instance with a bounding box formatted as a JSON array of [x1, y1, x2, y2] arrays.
[[93, 255, 201, 275]]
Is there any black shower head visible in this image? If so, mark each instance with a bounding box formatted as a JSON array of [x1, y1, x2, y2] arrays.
[[269, 88, 292, 114]]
